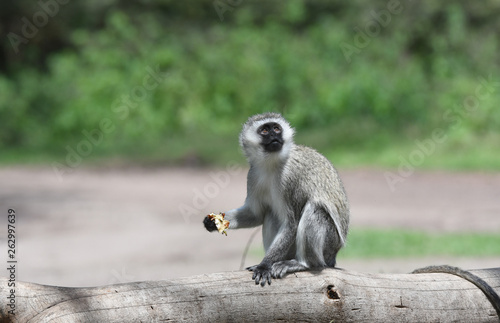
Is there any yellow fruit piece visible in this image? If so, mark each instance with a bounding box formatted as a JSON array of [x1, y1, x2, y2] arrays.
[[207, 212, 230, 236]]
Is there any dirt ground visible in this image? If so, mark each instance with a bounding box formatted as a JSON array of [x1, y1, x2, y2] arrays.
[[0, 166, 499, 287]]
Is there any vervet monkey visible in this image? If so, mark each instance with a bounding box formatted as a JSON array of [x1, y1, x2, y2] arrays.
[[204, 112, 350, 286]]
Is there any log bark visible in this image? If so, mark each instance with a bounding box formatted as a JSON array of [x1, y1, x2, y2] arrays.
[[1, 268, 499, 322]]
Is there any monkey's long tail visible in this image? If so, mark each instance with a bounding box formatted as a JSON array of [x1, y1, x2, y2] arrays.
[[412, 265, 500, 320], [239, 227, 261, 270]]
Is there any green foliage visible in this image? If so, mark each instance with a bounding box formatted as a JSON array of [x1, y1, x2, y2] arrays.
[[249, 228, 500, 259], [338, 228, 500, 258], [1, 1, 499, 167]]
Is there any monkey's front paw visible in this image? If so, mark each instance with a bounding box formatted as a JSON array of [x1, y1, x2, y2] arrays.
[[246, 264, 258, 272], [203, 216, 217, 232], [247, 263, 272, 286]]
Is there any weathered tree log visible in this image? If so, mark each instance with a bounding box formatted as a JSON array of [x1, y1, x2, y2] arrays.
[[1, 268, 499, 322]]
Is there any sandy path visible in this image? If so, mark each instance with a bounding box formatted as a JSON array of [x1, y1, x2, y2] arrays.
[[0, 166, 498, 287]]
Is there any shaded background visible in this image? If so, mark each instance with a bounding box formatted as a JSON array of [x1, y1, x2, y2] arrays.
[[0, 0, 499, 287], [1, 0, 500, 167]]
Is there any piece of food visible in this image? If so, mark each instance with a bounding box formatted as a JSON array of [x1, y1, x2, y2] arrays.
[[207, 212, 230, 236]]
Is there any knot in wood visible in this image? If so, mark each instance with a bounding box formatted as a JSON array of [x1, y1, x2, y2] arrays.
[[327, 284, 340, 300]]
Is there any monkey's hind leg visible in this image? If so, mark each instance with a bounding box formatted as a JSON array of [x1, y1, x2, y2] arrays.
[[279, 203, 341, 278], [271, 259, 308, 278]]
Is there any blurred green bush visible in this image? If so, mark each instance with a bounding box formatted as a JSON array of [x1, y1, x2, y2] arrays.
[[0, 0, 499, 166]]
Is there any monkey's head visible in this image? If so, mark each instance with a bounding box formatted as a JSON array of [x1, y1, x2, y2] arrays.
[[239, 112, 295, 164]]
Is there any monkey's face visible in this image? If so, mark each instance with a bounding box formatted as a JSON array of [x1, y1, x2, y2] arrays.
[[239, 113, 295, 164], [258, 122, 284, 153]]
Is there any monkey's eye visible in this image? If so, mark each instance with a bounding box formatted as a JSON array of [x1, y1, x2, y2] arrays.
[[273, 126, 281, 133], [260, 129, 269, 135]]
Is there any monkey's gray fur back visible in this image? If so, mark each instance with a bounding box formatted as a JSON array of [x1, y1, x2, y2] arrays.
[[283, 144, 349, 245]]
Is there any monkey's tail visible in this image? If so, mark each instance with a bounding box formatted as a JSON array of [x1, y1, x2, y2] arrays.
[[412, 265, 500, 320], [239, 227, 261, 270]]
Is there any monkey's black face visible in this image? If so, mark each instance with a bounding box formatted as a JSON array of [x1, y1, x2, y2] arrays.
[[258, 122, 284, 153]]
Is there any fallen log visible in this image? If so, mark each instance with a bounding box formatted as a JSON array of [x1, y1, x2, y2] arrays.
[[1, 267, 499, 322]]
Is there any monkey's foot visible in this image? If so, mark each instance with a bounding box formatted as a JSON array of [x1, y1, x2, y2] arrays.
[[246, 263, 272, 287], [271, 259, 308, 278]]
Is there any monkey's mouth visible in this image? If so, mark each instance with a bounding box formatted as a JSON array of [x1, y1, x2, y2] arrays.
[[264, 139, 283, 152]]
